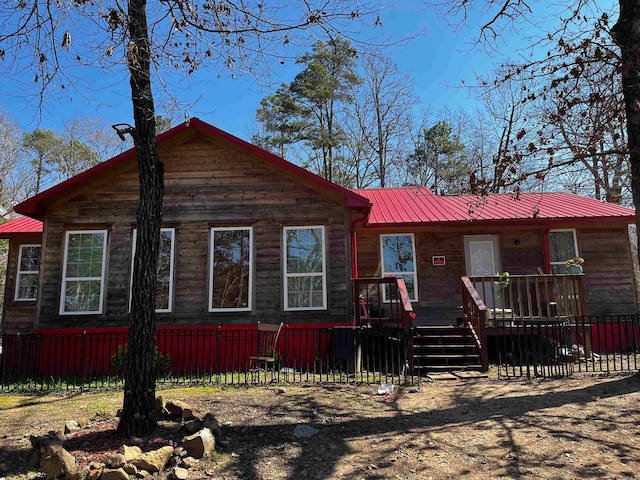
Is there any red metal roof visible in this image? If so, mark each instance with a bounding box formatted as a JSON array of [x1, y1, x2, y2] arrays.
[[354, 187, 636, 226], [14, 118, 371, 218], [0, 216, 43, 238]]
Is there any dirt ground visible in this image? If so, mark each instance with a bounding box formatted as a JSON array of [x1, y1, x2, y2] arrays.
[[1, 372, 639, 479]]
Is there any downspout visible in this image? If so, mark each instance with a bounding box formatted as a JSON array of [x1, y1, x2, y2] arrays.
[[542, 224, 551, 274], [350, 217, 367, 278]]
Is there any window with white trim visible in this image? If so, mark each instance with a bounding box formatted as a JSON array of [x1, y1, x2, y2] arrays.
[[210, 227, 253, 311], [131, 228, 176, 312], [60, 230, 107, 314], [15, 244, 41, 301], [381, 234, 418, 302], [549, 229, 579, 274], [284, 226, 326, 311]]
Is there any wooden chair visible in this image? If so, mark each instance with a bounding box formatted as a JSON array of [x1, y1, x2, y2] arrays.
[[249, 322, 283, 372]]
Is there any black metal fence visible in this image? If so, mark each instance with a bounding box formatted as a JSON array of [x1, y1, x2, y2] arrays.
[[493, 314, 640, 378], [0, 325, 415, 392]]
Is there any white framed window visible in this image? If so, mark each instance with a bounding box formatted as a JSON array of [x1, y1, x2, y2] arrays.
[[15, 244, 41, 301], [381, 234, 418, 302], [210, 227, 253, 312], [60, 230, 107, 315], [549, 229, 579, 274], [284, 226, 327, 311], [131, 228, 176, 313]]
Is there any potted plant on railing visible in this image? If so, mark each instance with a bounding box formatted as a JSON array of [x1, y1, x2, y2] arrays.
[[565, 257, 584, 274], [493, 271, 510, 298]]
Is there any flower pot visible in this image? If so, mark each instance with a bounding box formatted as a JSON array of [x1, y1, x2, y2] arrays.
[[568, 264, 583, 274]]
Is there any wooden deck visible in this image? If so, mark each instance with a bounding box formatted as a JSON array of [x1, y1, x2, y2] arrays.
[[461, 274, 587, 371]]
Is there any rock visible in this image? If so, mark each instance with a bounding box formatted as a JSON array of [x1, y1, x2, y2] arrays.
[[40, 443, 77, 480], [408, 387, 420, 394], [49, 430, 66, 441], [101, 467, 129, 480], [155, 396, 166, 416], [222, 421, 232, 427], [123, 463, 138, 476], [76, 417, 90, 428], [64, 420, 81, 434], [293, 424, 317, 439], [130, 446, 174, 473], [182, 420, 203, 435], [89, 462, 105, 470], [172, 466, 189, 480], [117, 445, 143, 463], [167, 456, 179, 468], [165, 400, 200, 420], [181, 428, 215, 459], [66, 466, 89, 480], [277, 387, 287, 394], [203, 413, 222, 441], [173, 447, 184, 457], [104, 453, 126, 469], [29, 450, 41, 468], [180, 457, 198, 469], [29, 434, 57, 452], [87, 466, 103, 480]]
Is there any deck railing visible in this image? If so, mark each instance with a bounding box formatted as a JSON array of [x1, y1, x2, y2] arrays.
[[352, 277, 415, 328], [465, 273, 586, 324]]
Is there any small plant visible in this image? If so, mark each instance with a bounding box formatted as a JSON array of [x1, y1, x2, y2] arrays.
[[110, 343, 172, 375], [494, 272, 510, 298], [565, 257, 584, 267]]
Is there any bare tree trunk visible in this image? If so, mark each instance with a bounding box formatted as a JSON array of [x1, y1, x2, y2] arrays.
[[613, 1, 640, 258], [117, 0, 163, 437]]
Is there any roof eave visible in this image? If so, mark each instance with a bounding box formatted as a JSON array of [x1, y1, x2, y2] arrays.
[[363, 215, 636, 229]]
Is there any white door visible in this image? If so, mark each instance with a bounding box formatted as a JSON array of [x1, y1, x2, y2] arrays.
[[464, 235, 502, 308]]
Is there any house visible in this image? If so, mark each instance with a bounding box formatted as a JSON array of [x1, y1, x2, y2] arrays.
[[0, 118, 637, 336], [353, 187, 638, 325]]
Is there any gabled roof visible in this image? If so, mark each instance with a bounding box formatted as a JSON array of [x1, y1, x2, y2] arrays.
[[14, 118, 371, 219], [0, 216, 43, 238], [354, 187, 636, 226]]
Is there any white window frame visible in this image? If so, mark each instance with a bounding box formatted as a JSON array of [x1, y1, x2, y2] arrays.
[[209, 226, 253, 312], [283, 225, 327, 311], [380, 233, 418, 302], [130, 228, 176, 313], [15, 244, 41, 301], [60, 230, 108, 315], [549, 229, 579, 273]]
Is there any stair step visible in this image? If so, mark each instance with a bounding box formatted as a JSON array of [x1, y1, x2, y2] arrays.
[[411, 325, 483, 373], [415, 344, 477, 349], [416, 353, 480, 359], [414, 364, 483, 372]]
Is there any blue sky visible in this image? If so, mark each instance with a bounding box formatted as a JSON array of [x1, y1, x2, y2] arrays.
[[0, 2, 618, 142]]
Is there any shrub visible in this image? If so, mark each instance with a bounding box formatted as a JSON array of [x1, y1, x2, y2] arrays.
[[110, 343, 172, 375]]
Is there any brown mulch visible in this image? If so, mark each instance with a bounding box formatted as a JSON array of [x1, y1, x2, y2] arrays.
[[1, 372, 640, 479]]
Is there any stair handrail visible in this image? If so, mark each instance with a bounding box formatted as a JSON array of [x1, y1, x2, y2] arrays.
[[352, 277, 414, 328], [461, 276, 489, 371]]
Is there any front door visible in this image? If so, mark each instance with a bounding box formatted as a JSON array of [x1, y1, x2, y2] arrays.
[[464, 235, 502, 308]]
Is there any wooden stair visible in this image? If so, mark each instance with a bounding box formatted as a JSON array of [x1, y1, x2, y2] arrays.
[[412, 325, 482, 373]]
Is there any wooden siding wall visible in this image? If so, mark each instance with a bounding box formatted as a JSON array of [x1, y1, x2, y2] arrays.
[[2, 236, 40, 334], [33, 132, 354, 330], [356, 224, 637, 325], [578, 225, 637, 315]]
